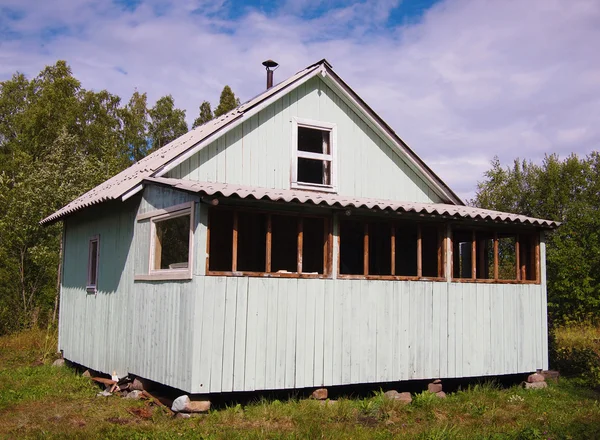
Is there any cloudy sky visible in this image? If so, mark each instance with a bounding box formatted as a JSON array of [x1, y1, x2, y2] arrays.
[[1, 0, 598, 200]]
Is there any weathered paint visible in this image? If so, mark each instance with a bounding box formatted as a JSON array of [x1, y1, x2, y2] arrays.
[[59, 187, 549, 394], [166, 77, 443, 203]]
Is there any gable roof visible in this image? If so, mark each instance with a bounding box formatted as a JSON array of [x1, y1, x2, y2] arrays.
[[42, 59, 462, 225]]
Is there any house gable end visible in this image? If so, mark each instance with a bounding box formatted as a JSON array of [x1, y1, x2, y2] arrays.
[[166, 75, 449, 204]]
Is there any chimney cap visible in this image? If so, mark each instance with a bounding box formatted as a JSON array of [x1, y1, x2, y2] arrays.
[[262, 59, 278, 70]]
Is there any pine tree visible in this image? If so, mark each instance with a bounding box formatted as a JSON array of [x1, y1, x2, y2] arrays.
[[214, 85, 240, 117], [192, 101, 213, 128]]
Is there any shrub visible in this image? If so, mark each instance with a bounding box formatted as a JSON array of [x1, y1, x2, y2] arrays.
[[551, 324, 600, 388]]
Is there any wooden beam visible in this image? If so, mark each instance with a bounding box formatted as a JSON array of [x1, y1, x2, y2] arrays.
[[535, 233, 541, 282], [323, 218, 330, 275], [205, 209, 212, 274], [364, 222, 369, 275], [390, 225, 396, 276], [437, 226, 443, 278], [232, 211, 238, 272], [493, 232, 499, 280], [297, 217, 303, 273], [471, 230, 476, 280], [417, 224, 422, 278], [515, 234, 520, 281], [266, 214, 272, 273], [447, 226, 453, 281]]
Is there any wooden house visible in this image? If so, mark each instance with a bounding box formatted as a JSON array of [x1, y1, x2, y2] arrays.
[[42, 59, 559, 394]]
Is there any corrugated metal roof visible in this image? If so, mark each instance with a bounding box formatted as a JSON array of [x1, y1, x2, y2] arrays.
[[40, 63, 323, 225], [145, 177, 560, 228]]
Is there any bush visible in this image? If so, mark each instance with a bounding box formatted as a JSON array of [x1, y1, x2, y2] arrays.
[[551, 324, 600, 388]]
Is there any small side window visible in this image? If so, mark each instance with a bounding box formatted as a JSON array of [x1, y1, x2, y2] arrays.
[[87, 235, 100, 292]]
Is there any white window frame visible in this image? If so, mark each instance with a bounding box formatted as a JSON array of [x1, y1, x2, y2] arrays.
[[134, 201, 195, 281], [87, 235, 100, 293], [291, 117, 337, 192]]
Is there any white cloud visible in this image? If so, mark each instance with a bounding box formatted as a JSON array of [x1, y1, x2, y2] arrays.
[[1, 0, 599, 201]]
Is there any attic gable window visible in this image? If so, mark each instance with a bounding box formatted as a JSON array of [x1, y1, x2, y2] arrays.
[[292, 118, 337, 192], [87, 235, 100, 292]]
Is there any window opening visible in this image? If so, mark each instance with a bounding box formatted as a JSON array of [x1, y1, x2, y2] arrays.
[[452, 229, 473, 279], [475, 231, 494, 280], [519, 234, 537, 281], [395, 223, 418, 276], [87, 236, 99, 291], [293, 121, 335, 189], [339, 220, 364, 275], [302, 217, 326, 274], [271, 214, 298, 273], [421, 224, 441, 277], [369, 221, 391, 275], [153, 214, 190, 270], [208, 209, 233, 272], [237, 211, 267, 272], [497, 234, 517, 280]]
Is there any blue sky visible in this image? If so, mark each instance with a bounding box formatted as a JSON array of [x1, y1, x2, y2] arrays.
[[1, 0, 599, 199]]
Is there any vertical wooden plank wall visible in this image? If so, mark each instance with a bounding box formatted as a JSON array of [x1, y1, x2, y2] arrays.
[[188, 276, 548, 393]]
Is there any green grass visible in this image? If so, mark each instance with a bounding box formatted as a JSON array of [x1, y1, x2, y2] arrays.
[[1, 329, 600, 439]]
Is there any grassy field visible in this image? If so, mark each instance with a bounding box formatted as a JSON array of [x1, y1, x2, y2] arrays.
[[1, 329, 600, 439]]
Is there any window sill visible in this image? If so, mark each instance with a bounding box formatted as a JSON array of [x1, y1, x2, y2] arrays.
[[207, 271, 330, 279], [135, 271, 192, 281], [451, 278, 540, 285], [291, 182, 337, 193], [337, 275, 447, 282]]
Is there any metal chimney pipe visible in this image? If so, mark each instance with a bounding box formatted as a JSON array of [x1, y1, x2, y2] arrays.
[[262, 59, 279, 89]]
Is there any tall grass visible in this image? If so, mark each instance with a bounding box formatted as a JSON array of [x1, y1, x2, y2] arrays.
[[552, 323, 600, 387]]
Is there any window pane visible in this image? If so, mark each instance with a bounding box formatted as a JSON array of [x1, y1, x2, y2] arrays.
[[89, 239, 98, 286], [298, 127, 330, 154], [452, 230, 472, 278], [208, 209, 233, 272], [303, 217, 325, 274], [155, 215, 190, 270], [395, 222, 418, 276], [298, 158, 330, 185], [271, 215, 298, 273], [237, 212, 267, 272], [369, 221, 391, 275], [340, 220, 364, 275]]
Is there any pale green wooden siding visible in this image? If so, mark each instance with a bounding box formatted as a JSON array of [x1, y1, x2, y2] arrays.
[[188, 278, 548, 393], [59, 185, 548, 394], [167, 77, 443, 203], [59, 188, 203, 392]]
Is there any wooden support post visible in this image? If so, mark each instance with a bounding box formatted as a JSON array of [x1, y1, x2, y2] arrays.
[[417, 224, 422, 278], [391, 225, 396, 276], [471, 230, 476, 279], [266, 214, 272, 273], [232, 211, 238, 272], [205, 210, 211, 273], [515, 234, 521, 281], [493, 232, 499, 280], [323, 218, 330, 275], [535, 233, 541, 282], [297, 218, 303, 274], [364, 222, 369, 276], [437, 226, 443, 278], [447, 225, 453, 281]]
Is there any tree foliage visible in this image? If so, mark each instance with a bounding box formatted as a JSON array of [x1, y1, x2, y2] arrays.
[[192, 100, 213, 129], [214, 85, 240, 118], [474, 153, 600, 325], [0, 60, 240, 335], [148, 95, 188, 151]]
